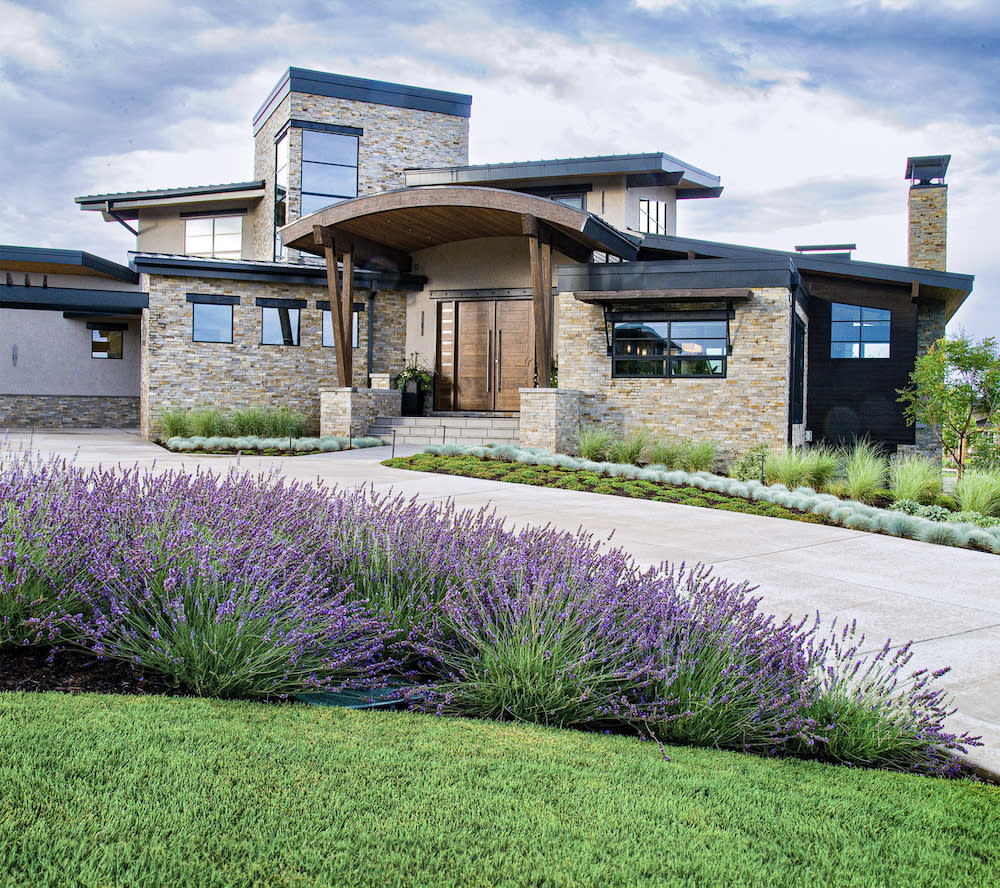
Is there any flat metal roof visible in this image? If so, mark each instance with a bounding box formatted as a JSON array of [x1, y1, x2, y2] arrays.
[[404, 152, 721, 197], [1, 283, 147, 313], [0, 245, 139, 283], [253, 67, 472, 134], [76, 181, 265, 213]]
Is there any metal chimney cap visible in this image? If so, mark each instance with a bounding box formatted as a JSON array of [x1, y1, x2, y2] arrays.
[[906, 155, 950, 184]]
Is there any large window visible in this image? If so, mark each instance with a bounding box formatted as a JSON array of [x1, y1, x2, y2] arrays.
[[830, 302, 890, 358], [322, 309, 360, 349], [638, 198, 669, 235], [262, 307, 300, 346], [185, 216, 242, 259], [301, 130, 359, 215], [612, 317, 728, 378], [191, 302, 233, 343], [90, 326, 123, 359]]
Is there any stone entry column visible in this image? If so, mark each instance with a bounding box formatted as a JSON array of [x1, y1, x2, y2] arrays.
[[519, 388, 583, 454], [320, 387, 401, 438]]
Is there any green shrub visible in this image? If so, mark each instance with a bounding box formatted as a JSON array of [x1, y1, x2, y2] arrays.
[[765, 447, 810, 489], [188, 407, 232, 438], [731, 442, 769, 482], [803, 446, 840, 491], [159, 408, 191, 439], [683, 440, 719, 473], [606, 429, 651, 466], [948, 511, 1000, 528], [889, 455, 942, 505], [646, 440, 689, 470], [577, 427, 613, 462], [954, 469, 1000, 516], [843, 441, 888, 504]]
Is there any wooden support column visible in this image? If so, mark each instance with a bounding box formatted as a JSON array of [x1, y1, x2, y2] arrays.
[[524, 216, 553, 387], [315, 225, 353, 387]]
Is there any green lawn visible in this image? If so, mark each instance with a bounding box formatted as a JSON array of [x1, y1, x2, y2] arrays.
[[383, 453, 828, 524], [2, 693, 997, 888]]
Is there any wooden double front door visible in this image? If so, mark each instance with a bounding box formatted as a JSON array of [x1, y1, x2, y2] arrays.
[[436, 299, 534, 412]]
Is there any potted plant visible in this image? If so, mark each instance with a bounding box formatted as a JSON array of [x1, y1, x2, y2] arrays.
[[395, 354, 434, 416]]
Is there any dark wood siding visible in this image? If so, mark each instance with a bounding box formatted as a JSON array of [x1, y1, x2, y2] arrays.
[[804, 275, 916, 447]]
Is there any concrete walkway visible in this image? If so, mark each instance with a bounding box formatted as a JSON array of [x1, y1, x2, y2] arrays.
[[5, 429, 999, 777]]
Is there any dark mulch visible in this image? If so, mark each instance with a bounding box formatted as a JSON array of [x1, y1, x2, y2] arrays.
[[0, 645, 185, 697]]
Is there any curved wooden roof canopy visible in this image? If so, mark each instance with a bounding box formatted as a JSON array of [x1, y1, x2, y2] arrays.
[[279, 186, 638, 266], [280, 186, 638, 390]]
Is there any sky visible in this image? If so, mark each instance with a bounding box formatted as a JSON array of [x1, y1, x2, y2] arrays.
[[1, 0, 997, 338]]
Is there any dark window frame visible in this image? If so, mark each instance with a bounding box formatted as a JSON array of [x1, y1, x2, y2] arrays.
[[300, 129, 359, 215], [829, 301, 891, 359], [611, 316, 729, 379], [260, 306, 301, 347]]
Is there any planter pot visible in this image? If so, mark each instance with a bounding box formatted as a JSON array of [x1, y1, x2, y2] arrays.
[[401, 382, 427, 417]]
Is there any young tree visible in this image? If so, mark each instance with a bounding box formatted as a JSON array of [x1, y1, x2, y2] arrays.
[[898, 335, 1000, 477]]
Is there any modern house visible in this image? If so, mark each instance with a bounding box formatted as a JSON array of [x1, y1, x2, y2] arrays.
[[0, 68, 974, 460]]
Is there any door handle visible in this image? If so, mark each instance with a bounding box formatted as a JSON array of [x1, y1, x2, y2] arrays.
[[487, 329, 493, 394], [496, 331, 502, 392]]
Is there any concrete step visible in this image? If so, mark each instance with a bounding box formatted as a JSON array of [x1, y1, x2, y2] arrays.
[[368, 413, 520, 447]]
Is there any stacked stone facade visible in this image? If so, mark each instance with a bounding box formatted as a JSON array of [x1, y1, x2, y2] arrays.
[[913, 298, 948, 461], [518, 388, 583, 453], [250, 90, 469, 263], [0, 395, 139, 429], [908, 185, 947, 271], [320, 387, 401, 438], [556, 288, 794, 458], [139, 272, 408, 438]]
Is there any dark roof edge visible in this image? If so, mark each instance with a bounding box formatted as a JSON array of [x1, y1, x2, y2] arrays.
[[130, 253, 427, 291], [557, 256, 799, 293], [1, 283, 147, 313], [76, 181, 266, 207], [252, 67, 472, 133], [0, 245, 139, 283], [640, 234, 974, 292]]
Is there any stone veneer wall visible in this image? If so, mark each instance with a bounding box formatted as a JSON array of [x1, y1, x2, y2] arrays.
[[908, 185, 947, 271], [519, 388, 583, 453], [912, 298, 948, 461], [320, 388, 401, 438], [250, 91, 469, 263], [0, 395, 139, 429], [140, 273, 408, 439], [557, 288, 794, 459]]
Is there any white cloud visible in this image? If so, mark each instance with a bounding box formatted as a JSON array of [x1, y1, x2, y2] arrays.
[[0, 2, 61, 70]]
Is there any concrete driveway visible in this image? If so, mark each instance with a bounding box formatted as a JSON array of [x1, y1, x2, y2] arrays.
[[5, 428, 999, 777]]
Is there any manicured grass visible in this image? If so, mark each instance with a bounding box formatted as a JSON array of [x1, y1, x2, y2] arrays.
[[1, 693, 996, 888], [383, 453, 829, 524]]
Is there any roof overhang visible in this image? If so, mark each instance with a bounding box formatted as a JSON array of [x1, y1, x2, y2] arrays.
[[0, 245, 139, 283], [1, 283, 147, 314], [638, 233, 975, 320], [76, 181, 266, 220], [404, 153, 721, 198], [280, 186, 640, 264], [561, 257, 800, 300]]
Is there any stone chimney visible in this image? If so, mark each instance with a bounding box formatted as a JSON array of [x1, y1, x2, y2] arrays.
[[906, 155, 949, 271]]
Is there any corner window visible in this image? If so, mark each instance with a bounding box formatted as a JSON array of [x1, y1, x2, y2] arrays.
[[192, 303, 233, 343], [638, 199, 669, 235], [274, 131, 289, 260], [612, 318, 728, 378], [185, 216, 242, 259], [91, 328, 123, 359], [262, 307, 300, 346], [322, 309, 360, 348], [301, 130, 359, 215], [830, 302, 890, 358], [550, 193, 586, 210]]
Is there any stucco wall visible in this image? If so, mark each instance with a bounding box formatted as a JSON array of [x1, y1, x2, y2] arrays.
[[0, 308, 140, 397], [136, 206, 255, 259], [557, 287, 793, 458], [139, 272, 407, 438]]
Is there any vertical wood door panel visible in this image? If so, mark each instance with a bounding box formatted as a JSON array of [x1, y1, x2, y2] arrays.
[[455, 301, 492, 411], [494, 300, 534, 411]]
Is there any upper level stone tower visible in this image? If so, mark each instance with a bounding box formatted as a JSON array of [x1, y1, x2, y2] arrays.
[[906, 154, 949, 272], [248, 68, 472, 261]]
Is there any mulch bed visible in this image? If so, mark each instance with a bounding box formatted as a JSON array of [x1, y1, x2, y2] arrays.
[[0, 645, 186, 697]]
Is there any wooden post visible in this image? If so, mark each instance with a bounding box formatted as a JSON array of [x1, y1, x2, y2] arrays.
[[524, 216, 553, 387], [315, 225, 352, 387]]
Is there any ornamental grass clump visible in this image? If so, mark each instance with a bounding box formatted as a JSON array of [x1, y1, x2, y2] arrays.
[[606, 428, 652, 466], [843, 440, 889, 503], [577, 427, 614, 461], [889, 455, 942, 505], [954, 469, 1000, 516]]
